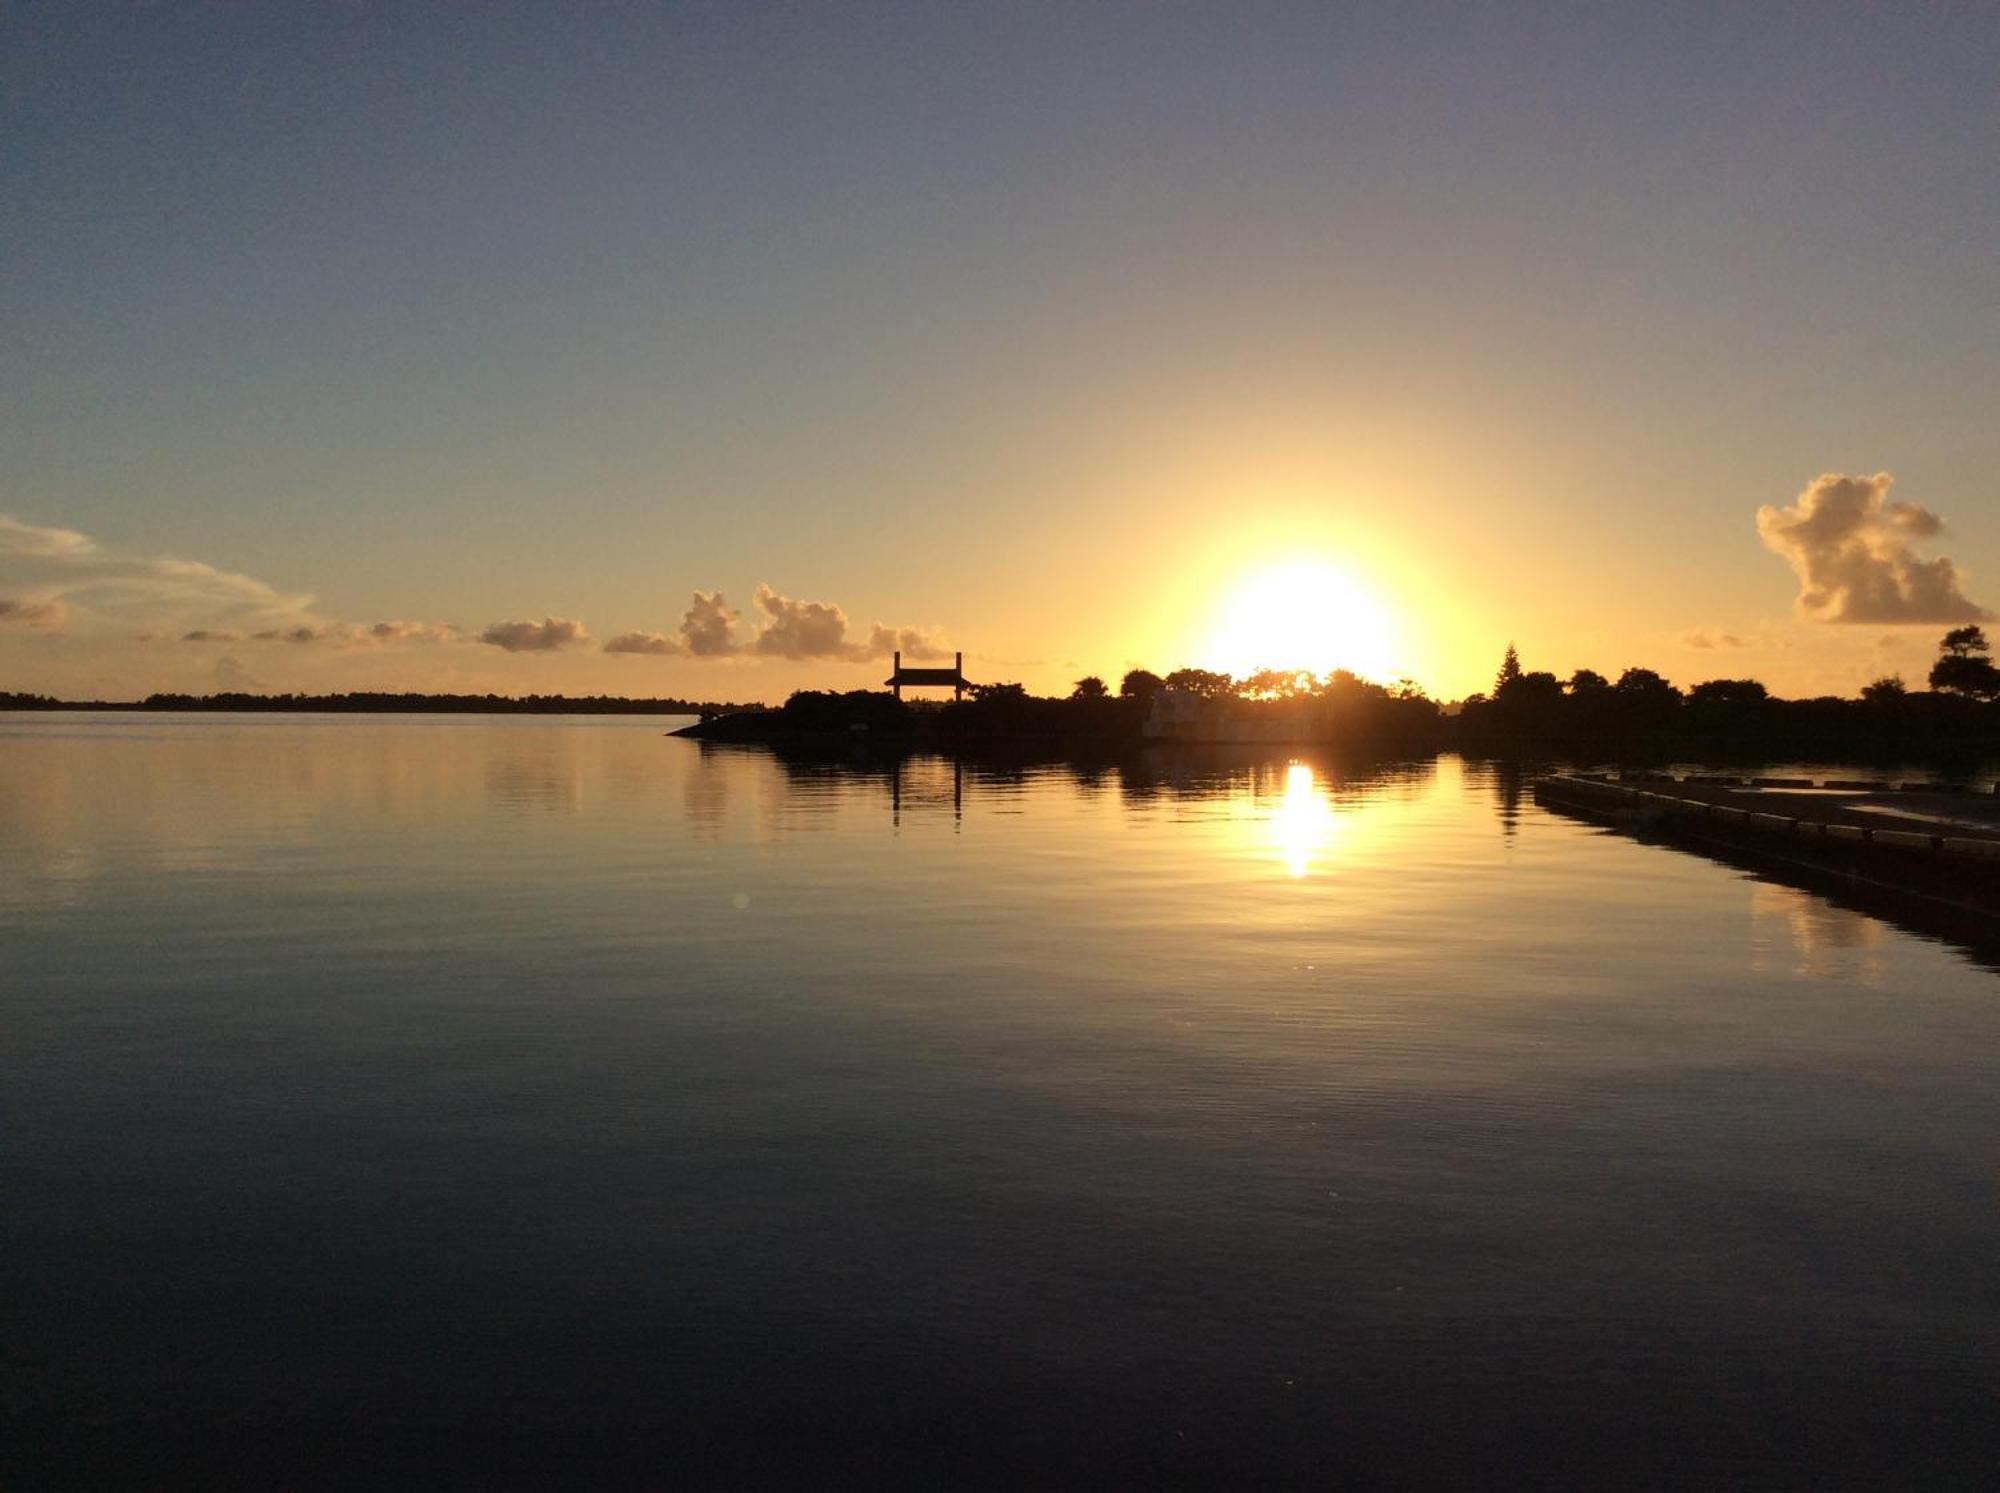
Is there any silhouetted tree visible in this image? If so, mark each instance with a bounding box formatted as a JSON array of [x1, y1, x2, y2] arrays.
[[1119, 669, 1164, 701], [1495, 643, 1522, 695], [1687, 678, 1768, 705], [1929, 626, 2000, 699], [1614, 667, 1681, 706], [1162, 667, 1234, 700], [1566, 668, 1609, 695], [1495, 669, 1563, 712], [779, 689, 914, 730], [1070, 675, 1108, 700], [1322, 669, 1390, 700], [1238, 667, 1316, 700], [1860, 674, 1908, 704]]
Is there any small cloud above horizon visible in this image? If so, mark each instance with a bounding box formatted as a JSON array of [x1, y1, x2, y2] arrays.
[[1680, 627, 1747, 650], [7, 513, 951, 674], [369, 620, 461, 644], [480, 617, 591, 653], [1757, 472, 1990, 625], [0, 597, 66, 628], [748, 584, 947, 662], [603, 630, 683, 656]]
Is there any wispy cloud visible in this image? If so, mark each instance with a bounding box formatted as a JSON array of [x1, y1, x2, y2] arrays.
[[0, 516, 96, 560], [1757, 472, 1990, 624], [3, 513, 320, 636], [479, 617, 590, 653], [1680, 627, 1746, 650], [367, 620, 460, 644], [214, 655, 265, 691], [0, 597, 66, 627]]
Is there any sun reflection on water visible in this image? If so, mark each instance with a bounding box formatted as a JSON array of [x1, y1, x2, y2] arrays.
[[1273, 761, 1335, 878]]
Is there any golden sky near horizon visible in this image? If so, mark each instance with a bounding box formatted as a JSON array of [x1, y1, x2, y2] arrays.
[[3, 6, 1995, 702]]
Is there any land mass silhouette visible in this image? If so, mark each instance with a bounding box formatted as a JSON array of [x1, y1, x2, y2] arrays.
[[9, 630, 1999, 760]]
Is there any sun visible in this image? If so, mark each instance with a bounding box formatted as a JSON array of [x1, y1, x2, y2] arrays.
[[1203, 557, 1399, 682]]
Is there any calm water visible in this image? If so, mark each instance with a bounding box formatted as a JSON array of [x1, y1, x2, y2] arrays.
[[4, 714, 1997, 1488]]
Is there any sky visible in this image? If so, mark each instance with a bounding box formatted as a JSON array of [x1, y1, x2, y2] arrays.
[[3, 1, 1997, 702]]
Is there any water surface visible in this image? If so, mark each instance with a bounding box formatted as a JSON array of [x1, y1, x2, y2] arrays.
[[4, 715, 1996, 1487]]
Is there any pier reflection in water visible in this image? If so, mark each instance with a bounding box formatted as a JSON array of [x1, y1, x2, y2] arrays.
[[3, 714, 1998, 1488]]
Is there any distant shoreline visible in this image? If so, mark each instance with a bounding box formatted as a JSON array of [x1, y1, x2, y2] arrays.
[[0, 691, 753, 716]]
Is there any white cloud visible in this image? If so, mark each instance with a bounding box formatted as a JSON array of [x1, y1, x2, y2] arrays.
[[479, 617, 590, 653], [745, 584, 948, 661], [680, 590, 740, 656], [1757, 472, 1990, 624], [603, 630, 685, 656], [605, 589, 946, 663], [863, 623, 950, 663], [749, 585, 857, 659]]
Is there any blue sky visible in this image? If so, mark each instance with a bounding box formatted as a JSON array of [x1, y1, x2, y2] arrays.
[[4, 2, 1996, 699]]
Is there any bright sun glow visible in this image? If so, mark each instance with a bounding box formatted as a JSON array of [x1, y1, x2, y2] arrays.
[[1204, 558, 1399, 683]]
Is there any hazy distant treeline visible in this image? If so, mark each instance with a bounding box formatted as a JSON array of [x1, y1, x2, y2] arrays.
[[0, 690, 758, 716]]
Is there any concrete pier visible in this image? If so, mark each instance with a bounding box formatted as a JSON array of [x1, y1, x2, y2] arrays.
[[1533, 772, 2000, 953]]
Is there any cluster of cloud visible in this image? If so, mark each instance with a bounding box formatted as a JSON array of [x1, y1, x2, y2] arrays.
[[600, 586, 946, 662], [8, 512, 950, 672], [1757, 473, 1990, 624], [600, 590, 739, 657], [479, 617, 590, 653], [3, 512, 480, 654]]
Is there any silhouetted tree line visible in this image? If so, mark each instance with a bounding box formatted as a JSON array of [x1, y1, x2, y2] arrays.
[[742, 684, 1147, 744], [695, 664, 1443, 753], [1, 690, 760, 715], [1456, 628, 2000, 757]]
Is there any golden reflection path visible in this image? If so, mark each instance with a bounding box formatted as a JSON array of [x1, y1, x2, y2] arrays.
[[1273, 760, 1335, 878]]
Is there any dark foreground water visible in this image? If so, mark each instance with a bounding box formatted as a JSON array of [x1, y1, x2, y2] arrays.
[[4, 714, 1997, 1489]]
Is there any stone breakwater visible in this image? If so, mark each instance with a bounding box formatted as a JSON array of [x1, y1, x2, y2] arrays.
[[1533, 772, 2000, 953], [1539, 772, 2000, 859]]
